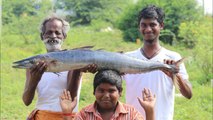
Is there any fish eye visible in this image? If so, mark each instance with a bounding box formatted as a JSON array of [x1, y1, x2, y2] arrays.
[[29, 60, 35, 64]]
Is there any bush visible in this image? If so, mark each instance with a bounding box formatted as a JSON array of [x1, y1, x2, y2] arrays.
[[178, 16, 213, 83]]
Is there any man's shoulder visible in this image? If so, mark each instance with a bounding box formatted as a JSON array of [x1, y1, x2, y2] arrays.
[[162, 47, 181, 59], [125, 49, 140, 57]]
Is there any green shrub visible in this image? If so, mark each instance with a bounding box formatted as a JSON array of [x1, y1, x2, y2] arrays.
[[178, 16, 213, 83]]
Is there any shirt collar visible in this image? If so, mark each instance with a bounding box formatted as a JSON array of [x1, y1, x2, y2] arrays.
[[84, 101, 128, 115]]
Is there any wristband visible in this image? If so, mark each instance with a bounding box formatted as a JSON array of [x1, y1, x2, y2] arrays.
[[63, 113, 72, 116]]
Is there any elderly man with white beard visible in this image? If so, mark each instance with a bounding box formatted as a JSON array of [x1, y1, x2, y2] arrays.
[[23, 16, 97, 120]]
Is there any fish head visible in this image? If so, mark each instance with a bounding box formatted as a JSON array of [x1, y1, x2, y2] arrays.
[[12, 55, 47, 69]]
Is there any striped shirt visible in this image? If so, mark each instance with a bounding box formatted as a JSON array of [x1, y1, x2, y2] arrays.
[[74, 101, 144, 120]]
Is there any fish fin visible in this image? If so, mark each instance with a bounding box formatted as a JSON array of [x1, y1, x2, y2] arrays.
[[96, 48, 104, 51], [174, 58, 186, 67], [117, 51, 124, 54], [61, 49, 68, 51], [71, 46, 94, 50], [53, 72, 61, 76], [171, 58, 186, 90]]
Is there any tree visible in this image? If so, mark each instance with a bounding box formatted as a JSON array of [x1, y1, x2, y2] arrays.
[[54, 0, 131, 25], [178, 16, 212, 83], [2, 0, 52, 43]]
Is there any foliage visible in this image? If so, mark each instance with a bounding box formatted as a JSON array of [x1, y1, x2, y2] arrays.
[[163, 0, 202, 36], [159, 29, 176, 45], [174, 84, 212, 120], [178, 16, 212, 83], [54, 0, 130, 25], [116, 3, 142, 42], [117, 0, 202, 43], [2, 0, 52, 25], [2, 0, 52, 44]]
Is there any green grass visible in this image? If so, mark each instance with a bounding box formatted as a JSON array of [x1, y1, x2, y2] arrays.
[[1, 26, 212, 119], [174, 84, 212, 120]]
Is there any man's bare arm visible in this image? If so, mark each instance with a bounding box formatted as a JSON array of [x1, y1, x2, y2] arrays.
[[176, 74, 192, 99], [163, 59, 192, 99], [22, 62, 46, 105], [67, 64, 97, 100], [67, 70, 82, 100]]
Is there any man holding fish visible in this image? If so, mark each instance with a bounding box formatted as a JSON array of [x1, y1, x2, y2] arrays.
[[23, 16, 97, 120], [123, 5, 193, 120], [13, 5, 192, 120]]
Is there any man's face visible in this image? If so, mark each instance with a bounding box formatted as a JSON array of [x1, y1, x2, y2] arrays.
[[42, 20, 65, 52], [95, 83, 121, 111], [139, 18, 163, 42]]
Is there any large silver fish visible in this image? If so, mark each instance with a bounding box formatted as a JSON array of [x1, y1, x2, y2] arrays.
[[12, 48, 183, 75]]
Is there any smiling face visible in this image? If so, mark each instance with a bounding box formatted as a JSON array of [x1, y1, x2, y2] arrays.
[[139, 18, 163, 43], [42, 19, 66, 52], [95, 83, 121, 111]]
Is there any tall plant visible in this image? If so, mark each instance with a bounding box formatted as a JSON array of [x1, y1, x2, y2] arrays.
[[178, 16, 213, 83], [54, 0, 130, 25]]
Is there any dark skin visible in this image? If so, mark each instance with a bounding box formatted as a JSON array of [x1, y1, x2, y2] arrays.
[[162, 59, 192, 99], [60, 87, 156, 120], [23, 62, 97, 106], [23, 62, 47, 105], [139, 18, 192, 99], [67, 64, 97, 100], [95, 83, 120, 120], [22, 19, 98, 106]]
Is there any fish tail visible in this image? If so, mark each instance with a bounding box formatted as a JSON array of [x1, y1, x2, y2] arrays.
[[172, 74, 180, 90], [175, 58, 185, 67], [171, 58, 186, 89]]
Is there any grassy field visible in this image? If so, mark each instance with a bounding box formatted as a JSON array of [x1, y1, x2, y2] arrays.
[[1, 26, 212, 120]]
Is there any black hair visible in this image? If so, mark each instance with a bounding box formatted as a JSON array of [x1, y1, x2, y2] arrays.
[[93, 70, 123, 94], [138, 5, 165, 25]]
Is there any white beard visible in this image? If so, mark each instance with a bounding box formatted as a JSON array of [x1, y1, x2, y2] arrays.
[[43, 38, 63, 52]]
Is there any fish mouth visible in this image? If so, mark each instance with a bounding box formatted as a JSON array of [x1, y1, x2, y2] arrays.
[[12, 61, 30, 69], [12, 60, 33, 69], [12, 64, 29, 69], [12, 56, 37, 69]]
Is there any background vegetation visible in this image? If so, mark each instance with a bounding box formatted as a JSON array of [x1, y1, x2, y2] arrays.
[[1, 0, 212, 119]]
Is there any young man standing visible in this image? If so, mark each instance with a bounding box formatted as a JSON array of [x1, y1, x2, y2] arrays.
[[123, 5, 192, 120], [23, 16, 96, 120]]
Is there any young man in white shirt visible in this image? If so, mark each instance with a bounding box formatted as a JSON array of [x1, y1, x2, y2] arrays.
[[123, 5, 192, 120]]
